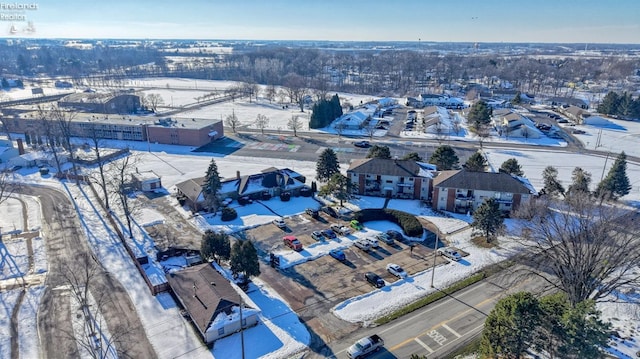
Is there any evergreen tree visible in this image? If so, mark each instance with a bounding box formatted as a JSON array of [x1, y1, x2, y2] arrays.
[[499, 158, 524, 177], [230, 240, 261, 278], [596, 151, 631, 200], [567, 167, 592, 196], [597, 91, 620, 116], [366, 144, 392, 159], [402, 152, 423, 161], [542, 166, 565, 198], [471, 198, 504, 242], [200, 230, 231, 264], [319, 173, 354, 206], [309, 95, 343, 129], [464, 151, 487, 172], [331, 93, 343, 120], [1, 78, 8, 88], [429, 145, 459, 170], [202, 159, 221, 212], [480, 292, 541, 359], [511, 91, 522, 105], [467, 100, 493, 131], [316, 148, 340, 182]]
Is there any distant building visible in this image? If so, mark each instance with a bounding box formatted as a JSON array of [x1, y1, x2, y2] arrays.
[[334, 104, 376, 130], [420, 94, 464, 109], [0, 139, 19, 165], [492, 110, 541, 139], [166, 263, 259, 344], [546, 96, 588, 109], [59, 92, 140, 114]]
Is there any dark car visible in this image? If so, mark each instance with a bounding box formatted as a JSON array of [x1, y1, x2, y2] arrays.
[[322, 229, 337, 239], [365, 272, 385, 288], [322, 206, 339, 218], [354, 141, 371, 148], [386, 230, 404, 241], [305, 208, 319, 219]]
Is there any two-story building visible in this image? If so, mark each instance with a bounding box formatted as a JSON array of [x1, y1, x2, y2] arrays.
[[432, 170, 536, 214], [347, 158, 436, 200]]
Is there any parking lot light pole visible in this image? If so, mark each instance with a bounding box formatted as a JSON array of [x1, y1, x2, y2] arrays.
[[430, 231, 439, 288]]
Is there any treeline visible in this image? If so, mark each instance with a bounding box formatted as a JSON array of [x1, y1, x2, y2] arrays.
[[597, 91, 640, 119], [309, 94, 342, 128]]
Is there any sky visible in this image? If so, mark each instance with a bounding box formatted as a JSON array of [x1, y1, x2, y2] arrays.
[[1, 0, 639, 43]]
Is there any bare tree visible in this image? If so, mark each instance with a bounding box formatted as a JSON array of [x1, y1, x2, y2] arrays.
[[0, 170, 17, 206], [512, 193, 640, 306], [242, 81, 259, 102], [255, 114, 269, 135], [283, 73, 308, 112], [84, 123, 113, 209], [264, 84, 277, 103], [362, 117, 377, 139], [35, 105, 65, 173], [107, 152, 140, 239], [146, 93, 164, 112], [451, 115, 462, 136], [60, 253, 132, 359], [287, 115, 303, 137], [50, 106, 81, 183], [334, 121, 346, 138], [225, 111, 240, 133]]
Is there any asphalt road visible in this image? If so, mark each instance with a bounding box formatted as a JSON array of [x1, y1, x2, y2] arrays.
[[318, 265, 549, 359], [22, 186, 157, 359]]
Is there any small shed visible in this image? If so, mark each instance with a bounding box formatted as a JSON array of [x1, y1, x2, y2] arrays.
[[132, 170, 162, 192]]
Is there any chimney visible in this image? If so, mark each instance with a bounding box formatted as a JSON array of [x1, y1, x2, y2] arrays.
[[236, 170, 241, 180], [16, 138, 25, 155]]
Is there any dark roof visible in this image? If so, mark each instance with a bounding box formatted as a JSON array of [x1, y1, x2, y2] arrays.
[[175, 177, 204, 203], [166, 264, 244, 337], [348, 158, 426, 178], [433, 170, 531, 194]]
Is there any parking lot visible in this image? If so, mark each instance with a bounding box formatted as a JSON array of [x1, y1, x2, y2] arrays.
[[247, 210, 451, 343]]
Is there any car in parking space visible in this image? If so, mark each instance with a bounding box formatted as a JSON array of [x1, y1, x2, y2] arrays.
[[322, 206, 339, 218], [354, 238, 371, 251], [283, 236, 303, 251], [386, 263, 407, 278], [364, 272, 385, 288], [350, 220, 363, 230], [354, 141, 371, 148], [365, 237, 379, 248], [322, 229, 337, 239], [386, 230, 404, 242], [311, 231, 324, 241], [329, 249, 346, 261], [273, 218, 286, 228], [330, 224, 351, 236], [438, 246, 462, 261], [305, 208, 319, 219], [375, 232, 394, 244]]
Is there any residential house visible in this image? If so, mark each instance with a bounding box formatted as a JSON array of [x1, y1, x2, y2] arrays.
[[347, 158, 436, 200], [334, 104, 376, 130], [406, 97, 423, 108], [175, 177, 205, 211], [432, 170, 536, 214], [166, 263, 259, 344], [0, 139, 19, 165], [132, 170, 162, 192], [492, 110, 542, 139], [559, 105, 589, 123], [420, 94, 464, 109], [546, 96, 589, 109]]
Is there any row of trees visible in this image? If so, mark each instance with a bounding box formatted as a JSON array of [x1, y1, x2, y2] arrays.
[[597, 91, 640, 119], [200, 230, 260, 279], [309, 94, 342, 129]]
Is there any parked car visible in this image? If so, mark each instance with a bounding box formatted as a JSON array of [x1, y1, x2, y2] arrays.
[[273, 218, 286, 228], [305, 208, 319, 219], [330, 224, 351, 235], [375, 232, 394, 244], [329, 249, 346, 261], [322, 229, 337, 239], [386, 230, 404, 242], [311, 231, 324, 241], [354, 238, 371, 251], [350, 219, 363, 230], [364, 272, 385, 288], [283, 236, 303, 251], [354, 141, 371, 148], [386, 263, 407, 278], [438, 246, 462, 261], [572, 129, 586, 134], [322, 206, 339, 218], [365, 237, 379, 248]]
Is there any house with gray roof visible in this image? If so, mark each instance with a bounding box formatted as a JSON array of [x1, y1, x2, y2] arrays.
[[432, 170, 536, 214], [347, 158, 436, 200], [166, 263, 259, 344]]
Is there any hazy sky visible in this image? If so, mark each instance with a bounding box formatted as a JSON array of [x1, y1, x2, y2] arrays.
[[3, 0, 639, 43]]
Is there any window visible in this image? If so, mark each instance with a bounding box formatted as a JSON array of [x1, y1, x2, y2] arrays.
[[218, 327, 224, 336], [386, 180, 393, 183], [242, 318, 247, 326]]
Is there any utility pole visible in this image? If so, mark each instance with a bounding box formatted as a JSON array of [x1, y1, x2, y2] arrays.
[[239, 296, 245, 359]]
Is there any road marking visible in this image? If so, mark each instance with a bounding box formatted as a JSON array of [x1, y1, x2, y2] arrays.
[[442, 323, 462, 338], [427, 329, 448, 345], [414, 338, 434, 353]]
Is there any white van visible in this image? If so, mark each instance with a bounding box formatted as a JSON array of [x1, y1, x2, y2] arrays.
[[354, 238, 371, 251]]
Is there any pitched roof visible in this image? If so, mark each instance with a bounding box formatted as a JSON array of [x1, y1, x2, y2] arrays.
[[348, 158, 431, 178], [175, 177, 204, 203], [433, 170, 533, 194], [166, 264, 245, 337]]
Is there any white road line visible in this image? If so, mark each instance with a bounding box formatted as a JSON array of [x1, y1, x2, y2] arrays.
[[442, 323, 462, 338], [414, 338, 434, 353]]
